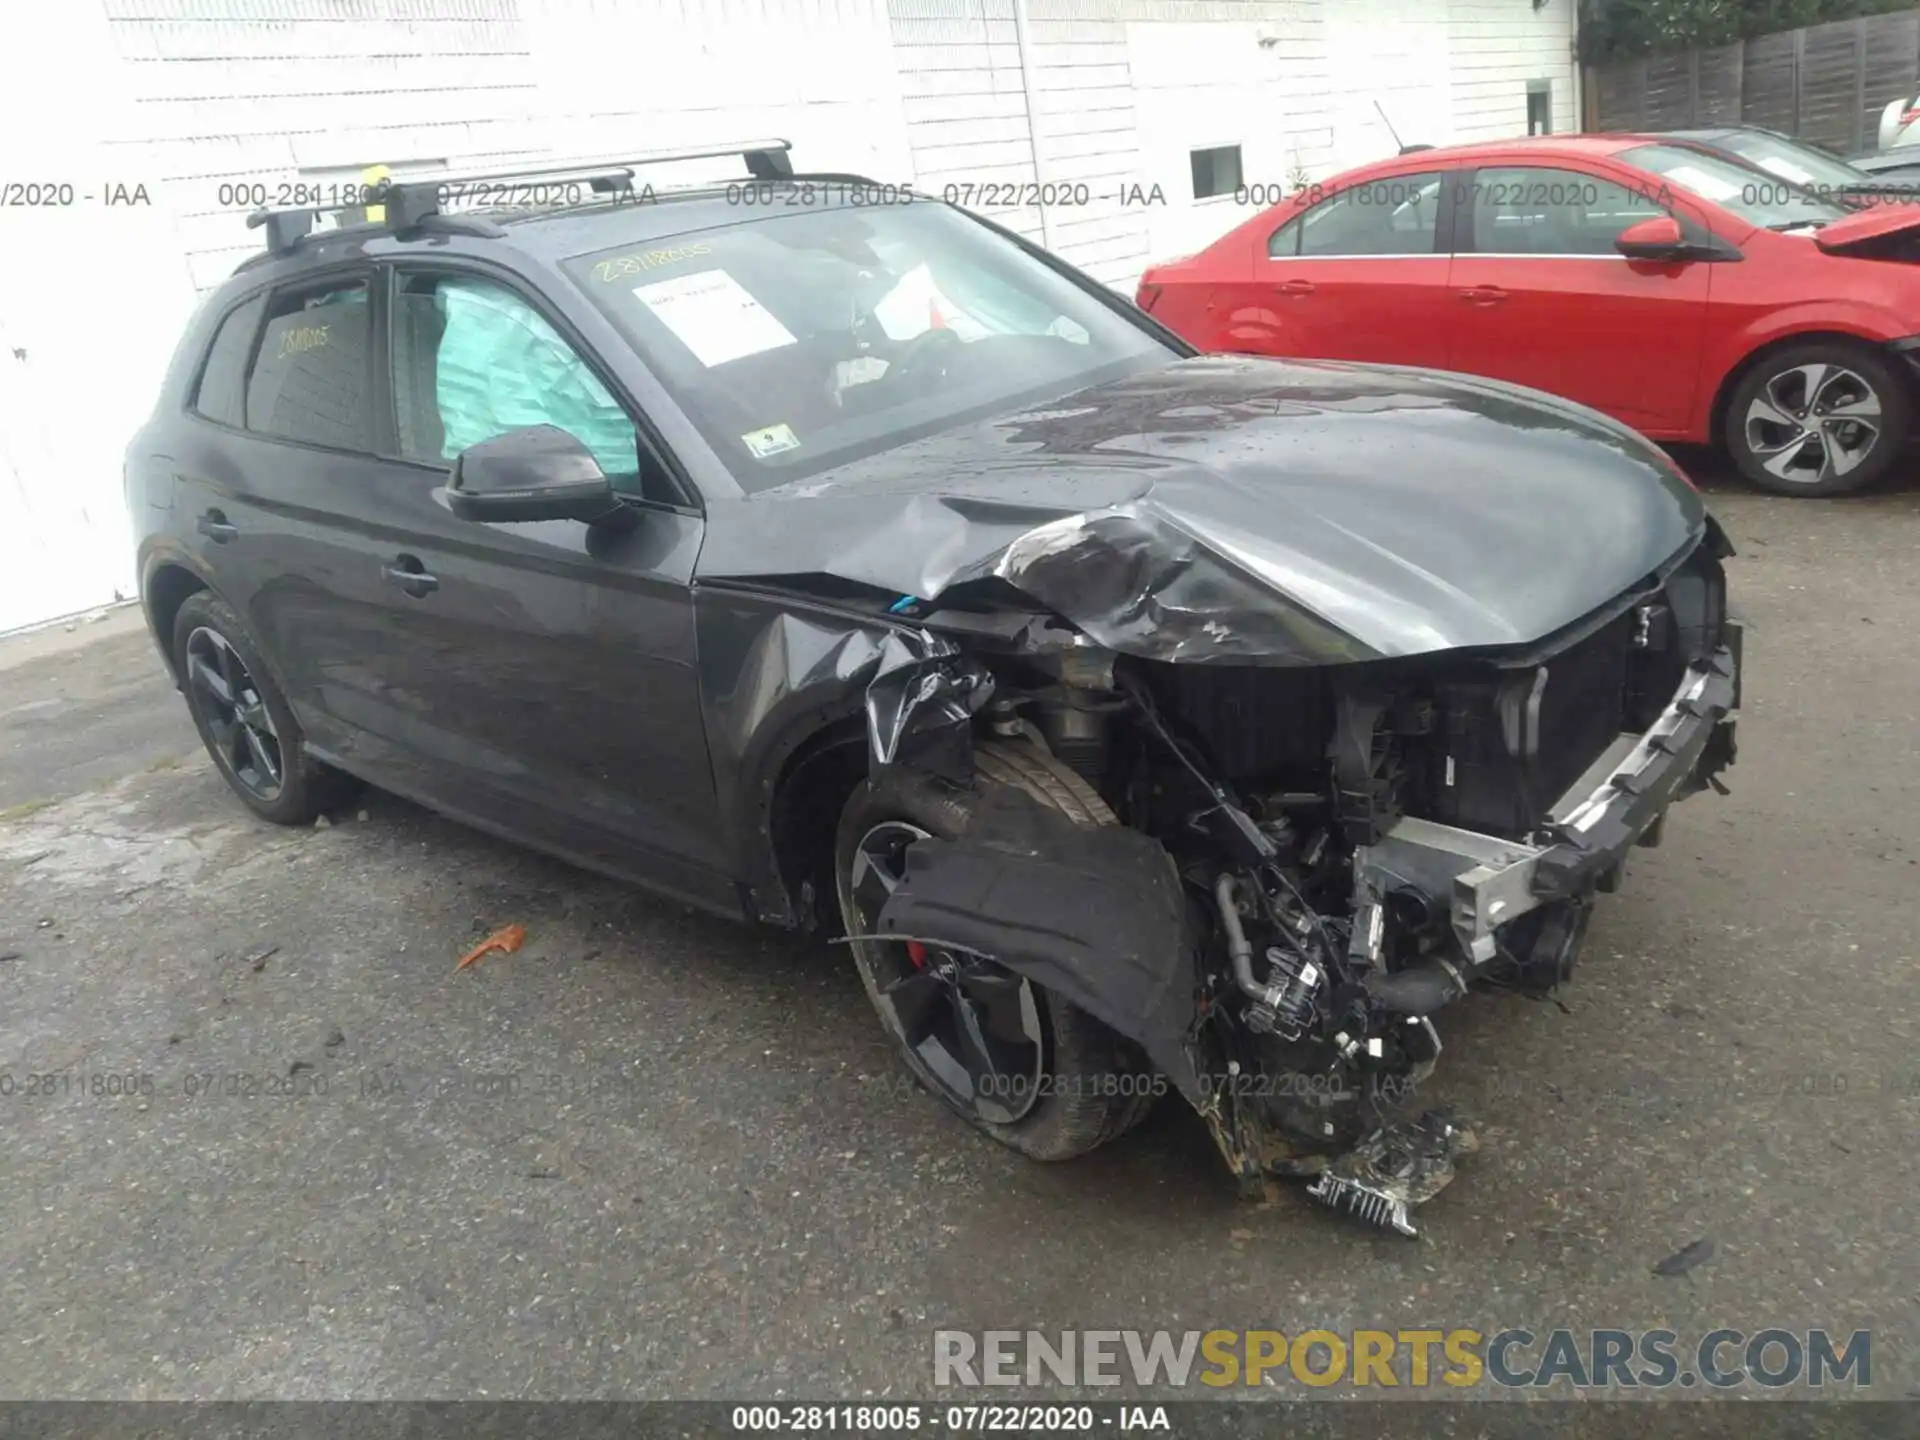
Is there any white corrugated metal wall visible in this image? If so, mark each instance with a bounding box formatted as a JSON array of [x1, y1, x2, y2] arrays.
[[0, 0, 1577, 634]]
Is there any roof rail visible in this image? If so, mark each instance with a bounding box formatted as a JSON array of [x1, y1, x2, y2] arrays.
[[244, 139, 796, 254]]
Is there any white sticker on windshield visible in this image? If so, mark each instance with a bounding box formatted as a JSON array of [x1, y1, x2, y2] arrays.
[[1662, 164, 1742, 203], [632, 269, 796, 368], [741, 423, 801, 459]]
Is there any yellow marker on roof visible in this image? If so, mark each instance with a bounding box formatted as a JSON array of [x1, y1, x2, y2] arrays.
[[362, 164, 391, 224]]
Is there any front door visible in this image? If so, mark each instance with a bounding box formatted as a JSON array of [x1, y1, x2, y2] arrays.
[[361, 264, 729, 908], [1444, 164, 1713, 436], [1236, 168, 1455, 368]]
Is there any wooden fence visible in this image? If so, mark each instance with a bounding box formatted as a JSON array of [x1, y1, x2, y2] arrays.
[[1584, 9, 1920, 155]]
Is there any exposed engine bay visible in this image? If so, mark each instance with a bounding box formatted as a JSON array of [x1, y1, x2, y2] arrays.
[[854, 524, 1741, 1236], [677, 354, 1749, 1235]]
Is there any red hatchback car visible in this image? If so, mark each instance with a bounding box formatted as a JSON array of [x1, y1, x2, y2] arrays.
[[1138, 135, 1920, 496]]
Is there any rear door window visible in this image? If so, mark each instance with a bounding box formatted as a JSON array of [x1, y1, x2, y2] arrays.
[[245, 278, 375, 451], [1269, 172, 1446, 257]]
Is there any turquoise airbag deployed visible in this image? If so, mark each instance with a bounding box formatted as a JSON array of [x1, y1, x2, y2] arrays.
[[434, 279, 638, 479]]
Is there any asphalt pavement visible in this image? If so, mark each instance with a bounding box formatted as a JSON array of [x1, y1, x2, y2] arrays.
[[2, 463, 1917, 1406]]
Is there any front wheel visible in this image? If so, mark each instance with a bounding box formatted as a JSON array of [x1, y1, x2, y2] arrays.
[[835, 740, 1158, 1161], [1725, 342, 1909, 497]]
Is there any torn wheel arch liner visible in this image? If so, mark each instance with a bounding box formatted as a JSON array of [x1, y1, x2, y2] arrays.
[[692, 585, 994, 926]]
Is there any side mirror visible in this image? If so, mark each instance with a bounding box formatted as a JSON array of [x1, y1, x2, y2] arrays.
[[446, 426, 620, 524], [1614, 215, 1686, 261]]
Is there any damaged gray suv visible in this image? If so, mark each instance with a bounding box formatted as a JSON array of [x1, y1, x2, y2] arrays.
[[128, 143, 1741, 1235]]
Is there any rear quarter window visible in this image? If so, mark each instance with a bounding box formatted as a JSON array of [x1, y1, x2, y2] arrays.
[[191, 293, 266, 429]]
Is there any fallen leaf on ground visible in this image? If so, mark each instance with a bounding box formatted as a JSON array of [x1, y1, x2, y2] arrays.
[[1653, 1237, 1715, 1277], [457, 923, 527, 970]]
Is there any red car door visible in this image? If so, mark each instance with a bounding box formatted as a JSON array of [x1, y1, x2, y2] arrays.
[[1445, 162, 1714, 437], [1222, 166, 1456, 368]]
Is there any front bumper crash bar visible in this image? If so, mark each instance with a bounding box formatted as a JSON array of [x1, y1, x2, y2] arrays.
[[1354, 638, 1740, 965]]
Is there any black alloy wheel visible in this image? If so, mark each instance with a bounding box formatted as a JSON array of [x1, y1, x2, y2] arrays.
[[833, 738, 1158, 1161], [184, 624, 285, 801], [846, 819, 1047, 1126]]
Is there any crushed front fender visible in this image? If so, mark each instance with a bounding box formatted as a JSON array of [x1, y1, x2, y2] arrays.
[[694, 586, 993, 926]]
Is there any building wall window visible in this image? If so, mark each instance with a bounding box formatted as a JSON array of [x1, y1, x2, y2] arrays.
[[1190, 144, 1243, 200], [1527, 79, 1553, 135]]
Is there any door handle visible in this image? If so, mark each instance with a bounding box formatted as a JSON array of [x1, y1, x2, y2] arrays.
[[197, 510, 238, 543], [382, 554, 439, 597], [1458, 285, 1509, 306], [1276, 278, 1317, 296]]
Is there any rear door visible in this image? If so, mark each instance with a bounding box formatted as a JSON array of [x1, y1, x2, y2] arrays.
[[1445, 163, 1714, 435], [169, 269, 404, 764], [1234, 166, 1456, 367]]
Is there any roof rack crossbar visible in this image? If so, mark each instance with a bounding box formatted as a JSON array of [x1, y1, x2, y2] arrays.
[[243, 139, 794, 253], [384, 164, 647, 229]]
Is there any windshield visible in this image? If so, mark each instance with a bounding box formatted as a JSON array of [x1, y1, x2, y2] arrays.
[[1618, 143, 1848, 229], [1705, 130, 1867, 189], [562, 199, 1171, 492]]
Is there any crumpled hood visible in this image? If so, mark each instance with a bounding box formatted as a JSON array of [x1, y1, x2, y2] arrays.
[[696, 354, 1707, 664], [1812, 202, 1920, 253]]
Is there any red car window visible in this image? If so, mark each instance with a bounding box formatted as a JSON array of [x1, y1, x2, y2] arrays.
[[1466, 167, 1669, 256], [1268, 172, 1447, 258]]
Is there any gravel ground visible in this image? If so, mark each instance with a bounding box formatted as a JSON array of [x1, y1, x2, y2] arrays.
[[1, 464, 1917, 1408]]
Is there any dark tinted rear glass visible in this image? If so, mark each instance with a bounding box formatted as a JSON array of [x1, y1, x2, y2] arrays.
[[245, 280, 374, 451], [192, 293, 265, 429]]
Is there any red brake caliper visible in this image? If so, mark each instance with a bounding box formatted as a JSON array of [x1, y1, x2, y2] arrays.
[[906, 941, 928, 970]]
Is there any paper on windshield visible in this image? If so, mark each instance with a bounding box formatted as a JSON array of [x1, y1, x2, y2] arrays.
[[1662, 164, 1742, 204], [633, 269, 797, 368], [873, 264, 993, 343]]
